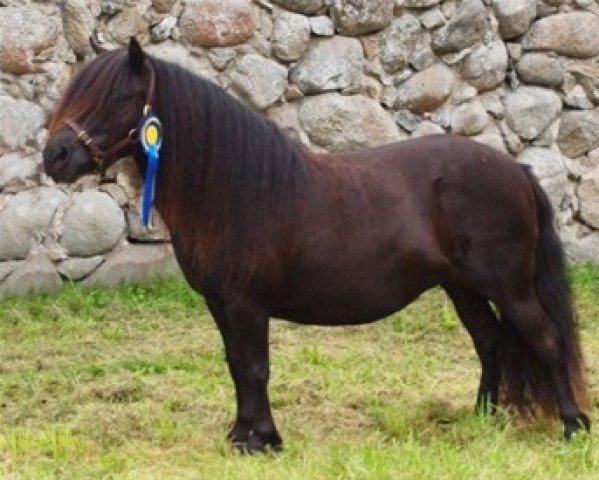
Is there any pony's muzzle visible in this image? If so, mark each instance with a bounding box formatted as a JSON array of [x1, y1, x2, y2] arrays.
[[43, 142, 70, 176], [42, 133, 96, 183]]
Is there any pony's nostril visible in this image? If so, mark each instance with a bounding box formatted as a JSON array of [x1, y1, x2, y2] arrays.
[[56, 146, 68, 163], [43, 143, 70, 174], [49, 145, 69, 166]]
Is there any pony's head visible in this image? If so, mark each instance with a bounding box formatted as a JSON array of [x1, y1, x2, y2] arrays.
[[43, 38, 154, 182]]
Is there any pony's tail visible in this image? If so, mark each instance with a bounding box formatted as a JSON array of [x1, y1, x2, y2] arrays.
[[499, 167, 588, 417]]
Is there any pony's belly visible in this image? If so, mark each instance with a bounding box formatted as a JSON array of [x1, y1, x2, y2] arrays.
[[276, 303, 406, 326], [271, 275, 430, 326], [269, 242, 443, 325]]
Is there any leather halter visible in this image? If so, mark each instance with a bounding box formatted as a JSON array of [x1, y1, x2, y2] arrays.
[[64, 64, 156, 171]]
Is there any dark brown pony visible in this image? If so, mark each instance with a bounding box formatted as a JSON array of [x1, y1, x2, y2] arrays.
[[43, 39, 590, 452]]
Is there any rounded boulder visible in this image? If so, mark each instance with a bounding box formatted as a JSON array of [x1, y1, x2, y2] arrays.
[[61, 191, 126, 257]]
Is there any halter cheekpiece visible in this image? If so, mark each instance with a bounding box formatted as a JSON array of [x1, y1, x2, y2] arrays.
[[64, 64, 161, 229]]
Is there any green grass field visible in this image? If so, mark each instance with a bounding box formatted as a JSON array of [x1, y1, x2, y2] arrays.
[[0, 265, 598, 479]]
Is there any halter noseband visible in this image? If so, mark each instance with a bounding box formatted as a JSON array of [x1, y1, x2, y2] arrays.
[[64, 64, 156, 171]]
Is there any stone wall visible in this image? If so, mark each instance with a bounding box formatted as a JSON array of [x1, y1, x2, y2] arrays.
[[1, 0, 598, 297]]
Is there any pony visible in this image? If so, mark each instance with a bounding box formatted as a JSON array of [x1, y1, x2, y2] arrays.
[[43, 39, 590, 452]]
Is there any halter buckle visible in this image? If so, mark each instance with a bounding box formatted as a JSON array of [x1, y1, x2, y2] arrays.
[[77, 129, 93, 146], [127, 128, 138, 142]]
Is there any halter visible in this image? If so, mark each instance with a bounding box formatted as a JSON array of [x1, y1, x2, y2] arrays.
[[64, 65, 157, 171]]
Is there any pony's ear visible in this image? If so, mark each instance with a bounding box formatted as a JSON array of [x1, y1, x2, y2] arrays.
[[90, 33, 108, 55], [128, 37, 145, 74]]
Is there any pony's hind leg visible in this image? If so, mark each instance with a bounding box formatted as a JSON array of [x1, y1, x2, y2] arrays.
[[206, 298, 282, 453], [499, 292, 590, 439], [444, 284, 501, 415]]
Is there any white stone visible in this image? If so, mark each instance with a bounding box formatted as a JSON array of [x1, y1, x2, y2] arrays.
[[299, 93, 401, 151], [562, 229, 599, 265], [61, 191, 126, 257], [61, 0, 95, 58], [57, 256, 104, 281], [153, 0, 177, 13], [0, 96, 46, 154], [564, 86, 593, 110], [310, 16, 335, 36], [566, 60, 599, 106], [83, 244, 180, 287], [394, 110, 422, 133], [461, 41, 508, 92], [504, 87, 563, 140], [0, 6, 60, 54], [0, 153, 37, 189], [207, 48, 237, 71], [379, 14, 423, 73], [151, 16, 178, 43], [431, 0, 487, 54], [479, 89, 505, 119], [394, 63, 454, 114], [290, 37, 363, 94], [0, 188, 67, 261], [491, 0, 536, 40], [404, 0, 442, 6], [420, 9, 445, 29], [0, 261, 20, 283], [145, 42, 219, 82], [272, 11, 311, 62], [0, 254, 61, 299], [450, 82, 478, 105], [271, 0, 325, 14], [410, 38, 436, 71], [331, 0, 394, 36], [450, 100, 490, 136], [107, 1, 152, 45], [412, 121, 444, 137], [578, 170, 599, 229], [471, 122, 507, 153], [516, 53, 564, 88], [557, 110, 599, 158], [179, 0, 255, 48], [522, 12, 599, 59], [229, 54, 288, 110], [499, 120, 523, 155]]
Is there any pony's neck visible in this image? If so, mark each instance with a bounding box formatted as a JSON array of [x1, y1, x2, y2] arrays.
[[145, 57, 308, 285]]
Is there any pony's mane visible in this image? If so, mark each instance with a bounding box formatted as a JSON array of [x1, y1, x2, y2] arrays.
[[147, 54, 309, 288]]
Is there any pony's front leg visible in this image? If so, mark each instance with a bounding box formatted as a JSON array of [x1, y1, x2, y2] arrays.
[[207, 298, 282, 453]]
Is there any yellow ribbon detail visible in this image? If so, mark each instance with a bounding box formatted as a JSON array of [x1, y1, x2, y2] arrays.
[[145, 124, 159, 146]]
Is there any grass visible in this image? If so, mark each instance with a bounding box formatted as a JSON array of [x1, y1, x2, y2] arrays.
[[0, 265, 598, 479]]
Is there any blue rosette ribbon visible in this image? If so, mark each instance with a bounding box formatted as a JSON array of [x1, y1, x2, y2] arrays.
[[138, 111, 162, 228]]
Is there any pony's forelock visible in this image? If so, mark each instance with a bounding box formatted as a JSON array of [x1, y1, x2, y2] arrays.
[[49, 51, 124, 134]]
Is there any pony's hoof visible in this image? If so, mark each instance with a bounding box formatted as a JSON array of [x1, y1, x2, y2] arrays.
[[564, 413, 591, 440], [474, 400, 497, 417], [233, 433, 283, 454]]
